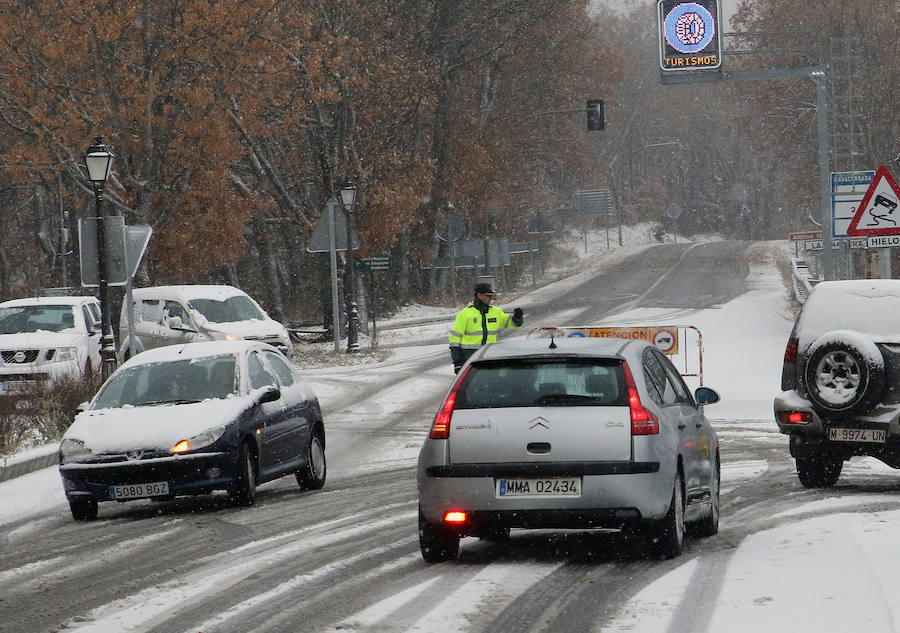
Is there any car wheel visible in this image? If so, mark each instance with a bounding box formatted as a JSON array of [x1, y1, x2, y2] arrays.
[[796, 453, 843, 488], [69, 499, 98, 521], [690, 455, 720, 538], [651, 470, 685, 559], [296, 429, 326, 490], [419, 509, 460, 563], [230, 441, 257, 506], [804, 334, 885, 413]]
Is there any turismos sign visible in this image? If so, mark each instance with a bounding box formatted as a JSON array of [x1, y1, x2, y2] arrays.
[[658, 1, 723, 72]]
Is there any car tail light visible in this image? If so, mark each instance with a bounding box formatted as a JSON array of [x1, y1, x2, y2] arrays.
[[779, 411, 811, 424], [443, 510, 467, 524], [783, 337, 798, 363], [622, 362, 659, 435], [429, 365, 473, 439]]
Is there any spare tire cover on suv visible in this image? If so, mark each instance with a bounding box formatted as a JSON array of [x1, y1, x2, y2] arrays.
[[804, 330, 885, 413]]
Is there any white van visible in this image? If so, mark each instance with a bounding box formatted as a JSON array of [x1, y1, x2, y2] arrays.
[[119, 285, 292, 360]]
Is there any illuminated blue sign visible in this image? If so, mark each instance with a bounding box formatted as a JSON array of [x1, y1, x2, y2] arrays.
[[658, 0, 722, 72]]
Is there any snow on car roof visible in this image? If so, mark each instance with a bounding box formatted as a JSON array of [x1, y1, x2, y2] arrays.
[[798, 279, 900, 345], [130, 285, 248, 301], [798, 280, 900, 344], [0, 295, 98, 307], [477, 336, 634, 360]]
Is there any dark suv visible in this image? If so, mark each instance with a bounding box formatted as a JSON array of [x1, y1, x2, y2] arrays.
[[775, 279, 900, 487]]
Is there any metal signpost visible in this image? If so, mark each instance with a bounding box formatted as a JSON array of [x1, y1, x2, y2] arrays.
[[354, 257, 390, 348], [527, 212, 555, 274], [307, 200, 359, 352]]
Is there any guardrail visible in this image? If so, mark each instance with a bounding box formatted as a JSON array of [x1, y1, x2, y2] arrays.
[[791, 257, 818, 304]]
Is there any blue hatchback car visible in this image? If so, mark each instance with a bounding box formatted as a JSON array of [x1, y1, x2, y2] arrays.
[[58, 340, 326, 520]]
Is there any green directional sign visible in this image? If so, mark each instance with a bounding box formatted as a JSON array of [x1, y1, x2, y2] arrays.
[[355, 257, 390, 272]]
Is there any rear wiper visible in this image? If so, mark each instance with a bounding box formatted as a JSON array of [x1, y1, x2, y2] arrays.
[[534, 394, 597, 405]]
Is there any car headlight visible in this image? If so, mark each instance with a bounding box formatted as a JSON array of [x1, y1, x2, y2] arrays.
[[56, 347, 77, 361], [59, 438, 93, 464], [279, 329, 289, 340], [224, 334, 240, 341], [171, 426, 226, 454]]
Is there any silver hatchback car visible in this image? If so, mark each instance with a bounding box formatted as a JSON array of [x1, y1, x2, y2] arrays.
[[417, 336, 721, 561]]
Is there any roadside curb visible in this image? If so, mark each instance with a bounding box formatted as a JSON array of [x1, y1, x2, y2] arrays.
[[0, 445, 58, 483]]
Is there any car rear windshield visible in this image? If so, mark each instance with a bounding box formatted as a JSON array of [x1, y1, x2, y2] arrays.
[[456, 358, 626, 409]]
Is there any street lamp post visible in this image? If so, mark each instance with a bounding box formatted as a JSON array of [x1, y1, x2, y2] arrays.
[[83, 137, 117, 379], [339, 180, 360, 353]]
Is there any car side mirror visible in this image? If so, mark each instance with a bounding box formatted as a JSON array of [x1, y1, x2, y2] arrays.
[[694, 387, 720, 405], [258, 384, 281, 403], [73, 401, 89, 420]]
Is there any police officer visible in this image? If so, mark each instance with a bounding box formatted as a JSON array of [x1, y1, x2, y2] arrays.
[[448, 282, 524, 373]]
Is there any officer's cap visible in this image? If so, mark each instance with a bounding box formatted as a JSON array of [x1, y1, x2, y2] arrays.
[[474, 282, 496, 295]]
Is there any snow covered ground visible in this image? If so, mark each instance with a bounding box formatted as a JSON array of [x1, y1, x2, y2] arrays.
[[6, 228, 900, 632]]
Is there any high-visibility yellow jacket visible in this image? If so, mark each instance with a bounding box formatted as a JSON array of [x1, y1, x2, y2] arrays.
[[448, 304, 517, 350]]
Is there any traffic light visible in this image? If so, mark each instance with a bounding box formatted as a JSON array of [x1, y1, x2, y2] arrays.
[[587, 99, 604, 131]]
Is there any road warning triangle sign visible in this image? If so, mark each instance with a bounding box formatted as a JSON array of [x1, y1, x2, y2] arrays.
[[846, 165, 900, 236]]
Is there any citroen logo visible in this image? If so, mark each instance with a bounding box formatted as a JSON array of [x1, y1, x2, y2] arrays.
[[529, 417, 550, 430]]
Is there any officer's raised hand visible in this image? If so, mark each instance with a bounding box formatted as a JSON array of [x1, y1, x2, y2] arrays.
[[512, 307, 524, 327]]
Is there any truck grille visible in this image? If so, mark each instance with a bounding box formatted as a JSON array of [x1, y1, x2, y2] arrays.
[[1, 350, 40, 364]]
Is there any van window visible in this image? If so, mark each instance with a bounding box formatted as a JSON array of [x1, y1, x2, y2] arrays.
[[164, 301, 193, 328], [456, 359, 626, 409], [139, 300, 163, 324], [189, 295, 265, 323]]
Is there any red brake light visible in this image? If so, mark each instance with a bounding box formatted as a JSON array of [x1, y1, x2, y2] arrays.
[[443, 510, 467, 524], [429, 366, 472, 439], [780, 411, 811, 424], [622, 362, 660, 435], [784, 337, 798, 363]]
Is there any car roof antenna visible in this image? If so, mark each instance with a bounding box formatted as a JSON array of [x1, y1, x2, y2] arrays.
[[548, 332, 557, 349]]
